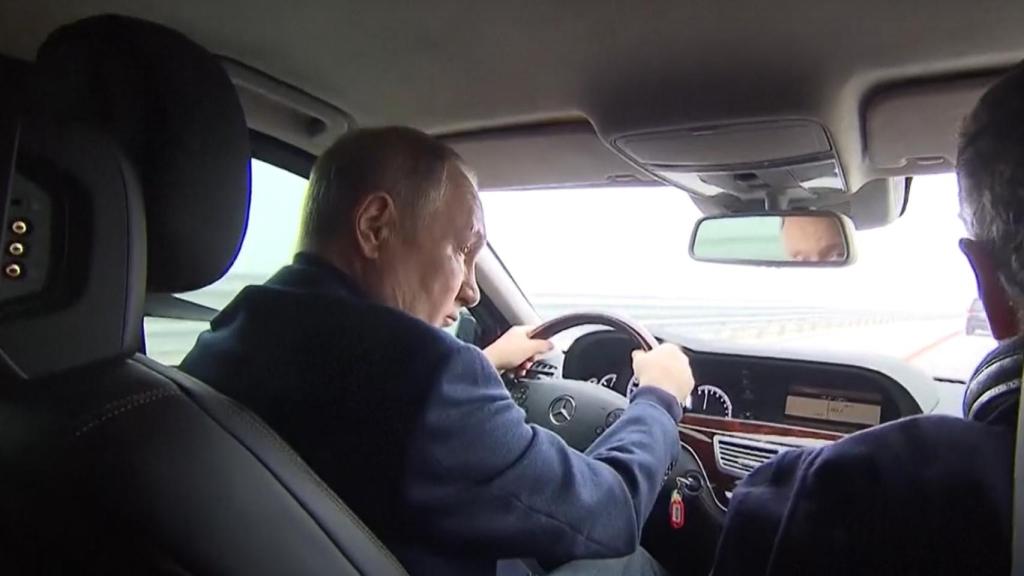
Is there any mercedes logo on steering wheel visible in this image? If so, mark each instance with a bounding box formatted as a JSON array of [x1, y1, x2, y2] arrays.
[[548, 395, 577, 426]]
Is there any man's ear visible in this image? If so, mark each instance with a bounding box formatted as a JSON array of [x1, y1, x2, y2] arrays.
[[961, 238, 1019, 340], [353, 192, 398, 259]]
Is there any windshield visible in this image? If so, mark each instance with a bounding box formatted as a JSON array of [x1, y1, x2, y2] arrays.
[[480, 174, 995, 382]]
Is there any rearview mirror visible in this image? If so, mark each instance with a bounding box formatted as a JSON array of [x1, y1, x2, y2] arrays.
[[689, 211, 856, 267]]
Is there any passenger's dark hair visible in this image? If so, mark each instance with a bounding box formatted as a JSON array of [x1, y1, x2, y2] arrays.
[[958, 62, 1024, 301], [299, 127, 472, 250]]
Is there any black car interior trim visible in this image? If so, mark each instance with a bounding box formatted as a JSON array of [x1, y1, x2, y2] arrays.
[[251, 129, 315, 179], [144, 293, 219, 323]]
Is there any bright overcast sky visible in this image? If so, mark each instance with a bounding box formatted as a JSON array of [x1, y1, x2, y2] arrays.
[[212, 163, 977, 318], [483, 174, 977, 315]]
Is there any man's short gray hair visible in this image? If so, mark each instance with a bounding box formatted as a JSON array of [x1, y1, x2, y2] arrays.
[[958, 63, 1024, 302], [300, 126, 473, 249]]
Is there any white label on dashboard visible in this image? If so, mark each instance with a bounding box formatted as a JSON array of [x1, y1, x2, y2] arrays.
[[827, 401, 881, 426], [785, 396, 881, 426], [785, 396, 829, 420]]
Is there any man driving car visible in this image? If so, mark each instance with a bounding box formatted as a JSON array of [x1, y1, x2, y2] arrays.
[[180, 127, 692, 575], [711, 65, 1024, 575], [780, 215, 846, 262]]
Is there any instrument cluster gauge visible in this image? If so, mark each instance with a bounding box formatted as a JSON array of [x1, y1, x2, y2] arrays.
[[692, 385, 733, 418], [598, 373, 617, 389], [626, 374, 640, 399]]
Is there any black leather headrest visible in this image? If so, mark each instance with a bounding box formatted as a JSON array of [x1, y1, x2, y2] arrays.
[[0, 56, 30, 112], [33, 14, 251, 293], [964, 335, 1022, 426], [0, 117, 146, 379]]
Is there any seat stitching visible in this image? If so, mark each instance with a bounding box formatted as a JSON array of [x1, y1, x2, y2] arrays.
[[75, 390, 179, 437], [88, 389, 178, 420]]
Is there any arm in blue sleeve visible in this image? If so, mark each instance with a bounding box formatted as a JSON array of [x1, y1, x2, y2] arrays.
[[402, 344, 682, 566]]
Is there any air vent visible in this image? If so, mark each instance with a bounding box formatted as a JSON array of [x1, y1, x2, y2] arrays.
[[527, 360, 559, 379], [714, 436, 790, 478]]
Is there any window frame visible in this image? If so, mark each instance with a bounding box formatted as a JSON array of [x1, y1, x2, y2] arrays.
[[250, 131, 314, 180], [143, 131, 513, 356], [144, 132, 313, 325]]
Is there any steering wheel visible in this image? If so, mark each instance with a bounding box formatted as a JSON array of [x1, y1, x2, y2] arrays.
[[505, 312, 658, 451], [510, 313, 724, 573]]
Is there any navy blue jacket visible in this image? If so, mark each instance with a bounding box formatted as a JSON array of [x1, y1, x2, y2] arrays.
[[713, 414, 1014, 575], [180, 254, 682, 575]]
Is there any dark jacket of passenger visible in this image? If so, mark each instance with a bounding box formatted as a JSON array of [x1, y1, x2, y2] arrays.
[[180, 253, 682, 576], [714, 401, 1014, 575]]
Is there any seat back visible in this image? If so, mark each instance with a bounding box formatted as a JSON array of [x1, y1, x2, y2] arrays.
[[0, 15, 405, 575]]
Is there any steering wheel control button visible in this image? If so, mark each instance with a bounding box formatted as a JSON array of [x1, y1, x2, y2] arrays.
[[604, 409, 624, 428], [547, 395, 576, 425], [510, 384, 530, 406], [598, 373, 617, 389]]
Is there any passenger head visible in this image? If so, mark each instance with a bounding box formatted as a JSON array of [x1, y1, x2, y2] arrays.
[[300, 127, 484, 328], [958, 63, 1024, 339], [780, 215, 846, 262]]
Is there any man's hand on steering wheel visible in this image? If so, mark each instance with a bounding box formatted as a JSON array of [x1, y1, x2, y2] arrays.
[[632, 344, 696, 405], [500, 313, 693, 451], [484, 325, 554, 375]]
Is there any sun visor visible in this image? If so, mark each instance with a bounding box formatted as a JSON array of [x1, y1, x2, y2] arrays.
[[444, 122, 652, 190], [865, 75, 995, 172], [611, 120, 847, 207]]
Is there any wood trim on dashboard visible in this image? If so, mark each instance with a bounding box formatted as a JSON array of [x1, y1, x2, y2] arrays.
[[682, 413, 845, 441], [678, 414, 845, 508]]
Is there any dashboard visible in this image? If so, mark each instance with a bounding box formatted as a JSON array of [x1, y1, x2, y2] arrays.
[[536, 328, 927, 576], [561, 330, 922, 434]]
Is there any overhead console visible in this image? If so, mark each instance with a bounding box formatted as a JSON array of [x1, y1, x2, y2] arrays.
[[610, 119, 848, 210]]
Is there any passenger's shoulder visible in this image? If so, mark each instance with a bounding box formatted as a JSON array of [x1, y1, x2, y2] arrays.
[[821, 414, 1005, 457], [233, 281, 467, 360], [762, 414, 1007, 487]]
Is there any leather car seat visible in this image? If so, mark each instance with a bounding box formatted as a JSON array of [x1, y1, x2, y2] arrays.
[[0, 15, 405, 576]]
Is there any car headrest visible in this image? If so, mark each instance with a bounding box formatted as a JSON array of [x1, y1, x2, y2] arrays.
[[33, 14, 251, 293], [964, 335, 1022, 426], [0, 115, 146, 379], [0, 56, 29, 112]]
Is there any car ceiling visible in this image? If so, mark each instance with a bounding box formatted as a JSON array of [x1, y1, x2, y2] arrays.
[[3, 0, 1024, 194]]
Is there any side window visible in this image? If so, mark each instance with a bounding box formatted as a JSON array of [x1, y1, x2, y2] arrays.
[[446, 308, 480, 344], [144, 159, 308, 364]]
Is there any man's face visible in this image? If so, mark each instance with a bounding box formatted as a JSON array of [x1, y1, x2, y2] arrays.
[[376, 168, 486, 327], [781, 216, 846, 262]]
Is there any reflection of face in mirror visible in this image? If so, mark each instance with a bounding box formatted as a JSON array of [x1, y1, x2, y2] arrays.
[[780, 216, 846, 262]]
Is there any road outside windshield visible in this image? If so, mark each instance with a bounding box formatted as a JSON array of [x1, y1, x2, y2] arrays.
[[480, 174, 996, 383]]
